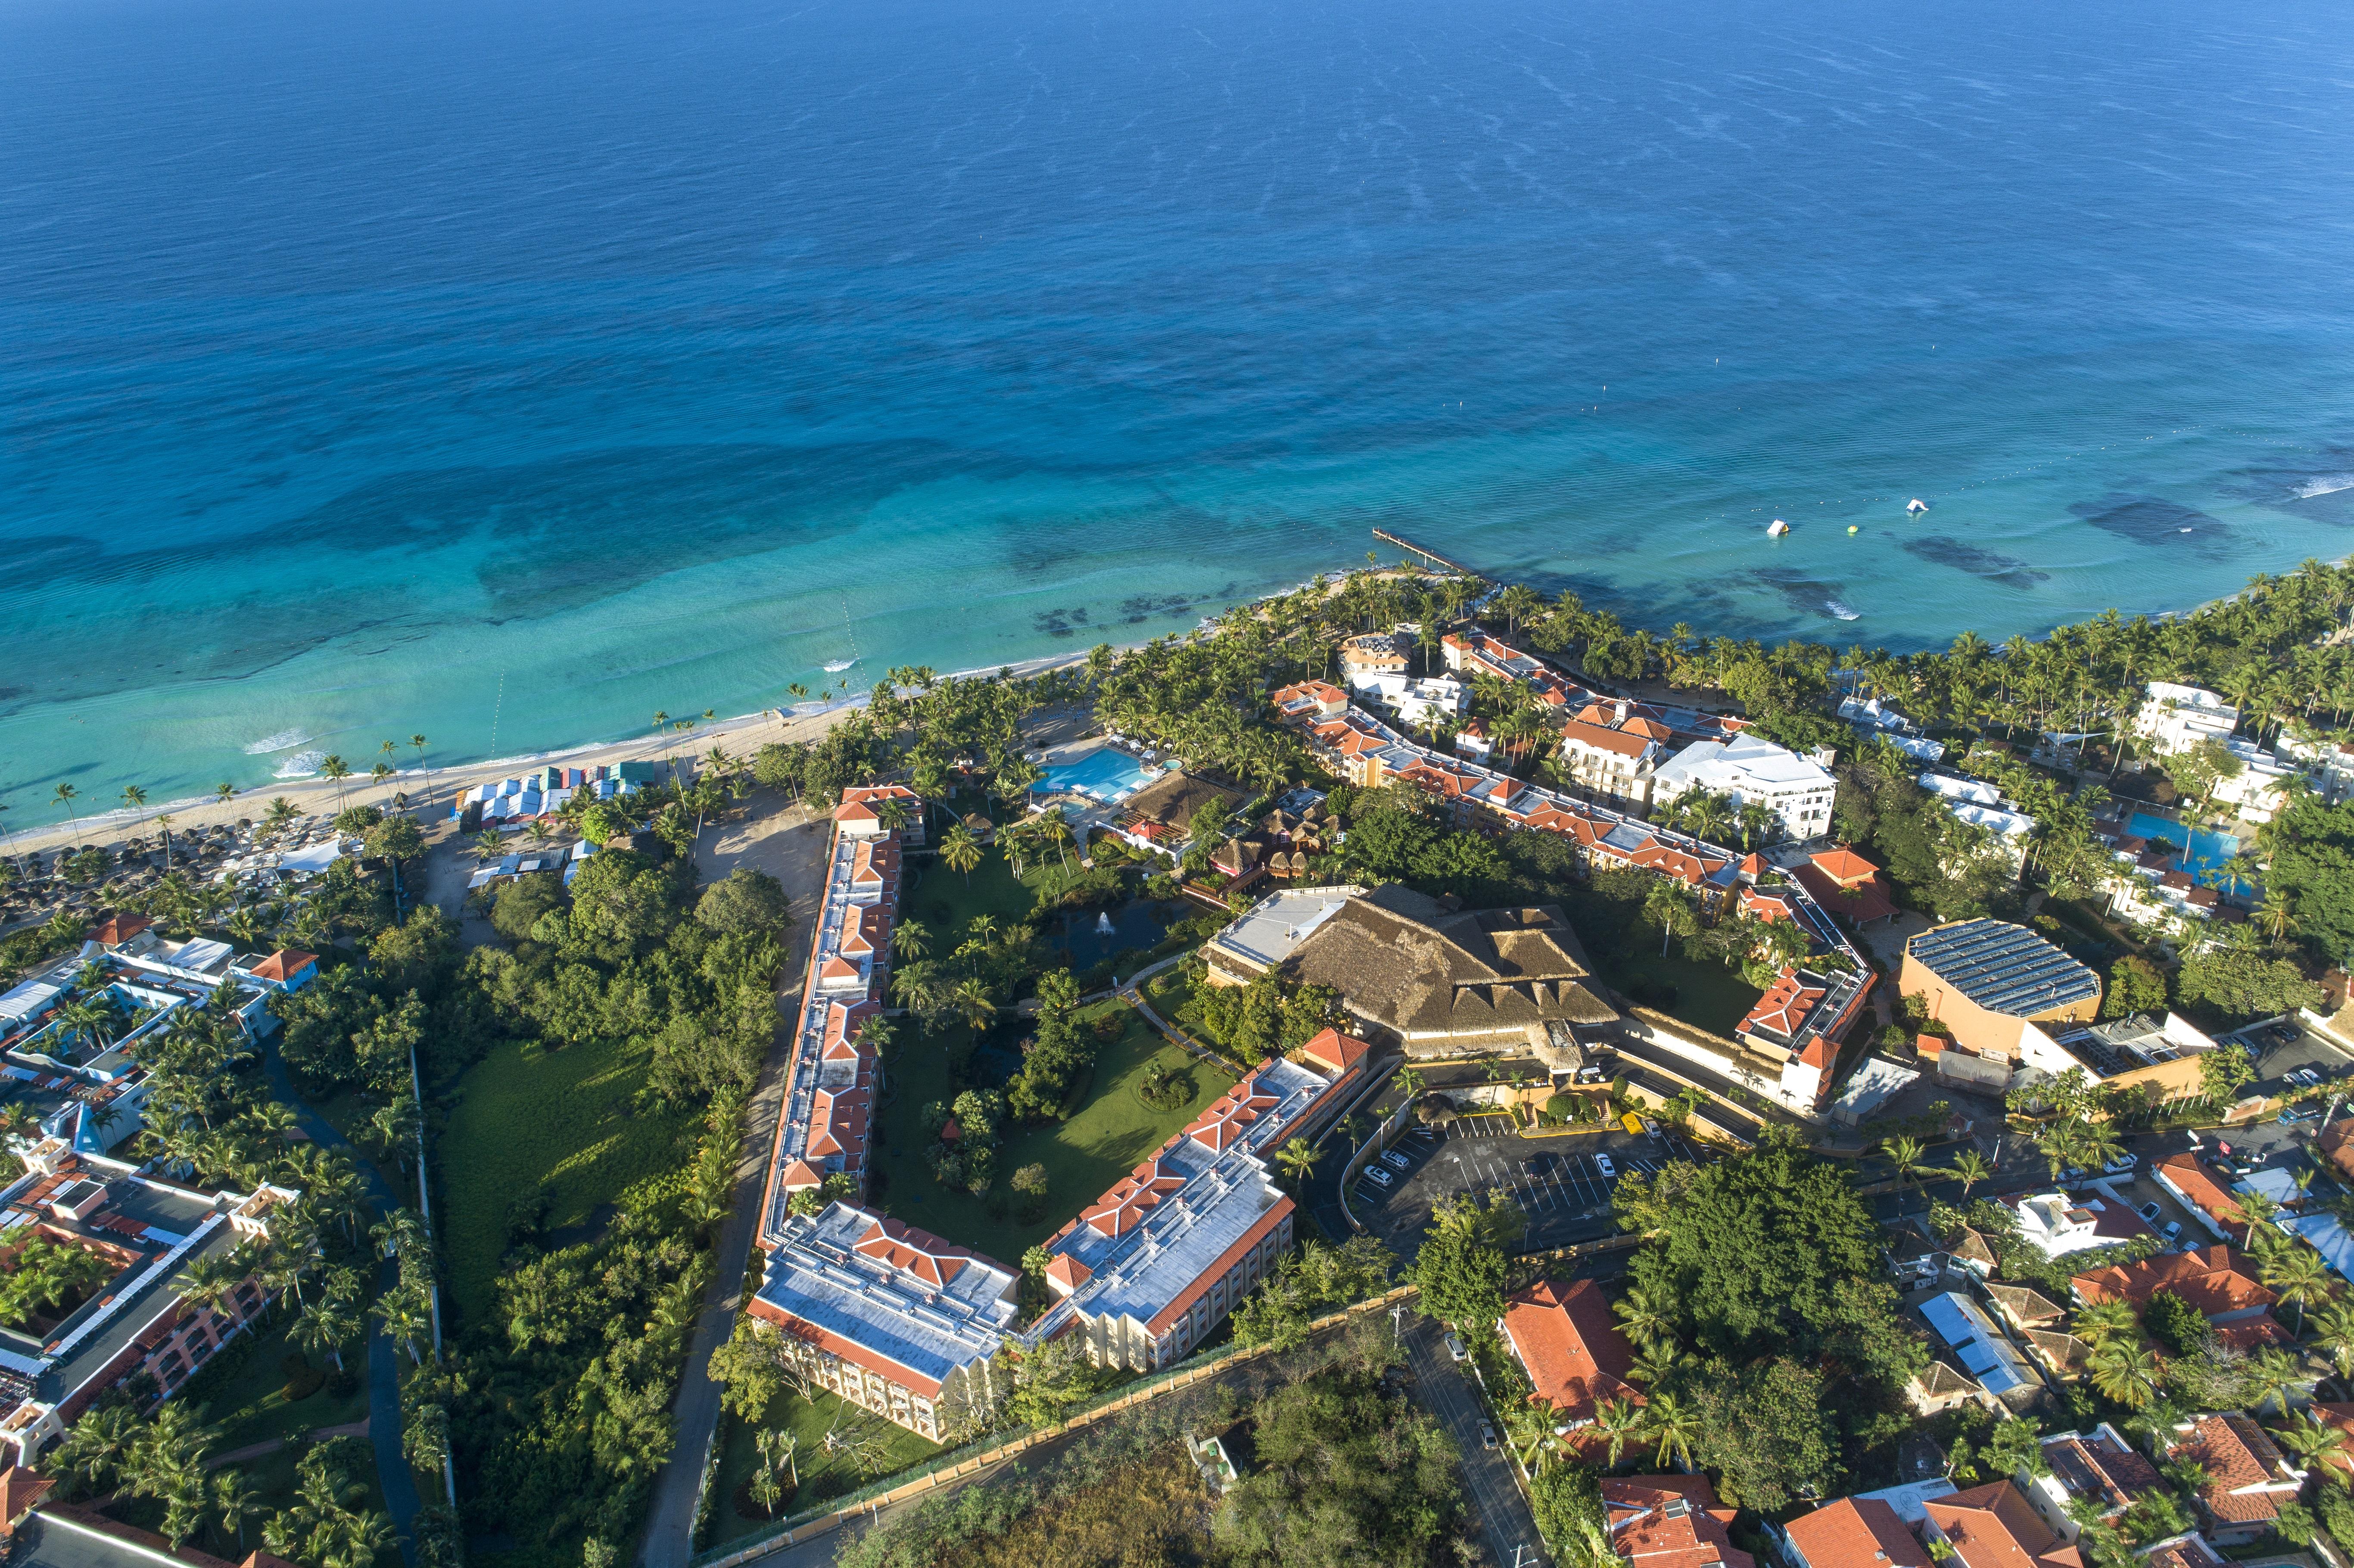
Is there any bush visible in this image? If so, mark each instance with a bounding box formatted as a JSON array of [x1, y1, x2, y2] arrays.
[[281, 1353, 326, 1402], [2142, 1288, 2208, 1357]]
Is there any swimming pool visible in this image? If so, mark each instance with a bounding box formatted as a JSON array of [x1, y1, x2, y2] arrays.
[[2127, 811, 2248, 890], [1038, 746, 1161, 803]]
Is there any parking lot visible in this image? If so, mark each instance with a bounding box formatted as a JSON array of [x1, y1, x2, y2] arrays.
[[1355, 1112, 1705, 1254], [2228, 1014, 2354, 1101]]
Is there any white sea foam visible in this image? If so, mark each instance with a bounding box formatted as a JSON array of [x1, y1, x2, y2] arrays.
[[244, 728, 311, 755], [1825, 599, 1862, 621], [2295, 475, 2354, 500], [275, 749, 327, 779]]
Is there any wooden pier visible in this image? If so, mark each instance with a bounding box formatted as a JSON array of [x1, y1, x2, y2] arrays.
[[1370, 527, 1479, 578]]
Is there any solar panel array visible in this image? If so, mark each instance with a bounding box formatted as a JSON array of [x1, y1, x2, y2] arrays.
[[1909, 918, 2099, 1018]]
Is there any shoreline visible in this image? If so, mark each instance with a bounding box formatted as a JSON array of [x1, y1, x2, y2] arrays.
[[1, 647, 1102, 861]]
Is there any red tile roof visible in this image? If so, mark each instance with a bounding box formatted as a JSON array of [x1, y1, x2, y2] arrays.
[[85, 913, 153, 946], [248, 948, 318, 982], [1185, 1076, 1282, 1154], [1502, 1279, 1643, 1428], [2071, 1245, 2276, 1323], [1082, 1154, 1190, 1237], [1604, 1476, 1753, 1568], [1785, 1497, 1932, 1568], [2155, 1154, 2250, 1240], [850, 1213, 981, 1289], [1924, 1482, 2083, 1568], [1742, 967, 1827, 1044], [1292, 1026, 1374, 1079], [1809, 846, 1883, 885], [2168, 1415, 2298, 1525]]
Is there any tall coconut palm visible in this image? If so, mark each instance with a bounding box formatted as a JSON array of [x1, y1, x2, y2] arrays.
[[2089, 1339, 2162, 1409], [2276, 1410, 2351, 1486], [1273, 1137, 1321, 1185], [1882, 1134, 1928, 1196], [1592, 1396, 1645, 1466], [1644, 1392, 1699, 1468], [120, 784, 148, 832], [1611, 1285, 1675, 1350], [2262, 1245, 2331, 1336], [319, 756, 351, 809], [892, 919, 932, 961], [53, 782, 81, 834], [1948, 1150, 1993, 1199], [939, 824, 983, 885]]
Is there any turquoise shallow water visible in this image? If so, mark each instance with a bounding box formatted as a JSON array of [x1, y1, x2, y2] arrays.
[[5, 0, 2354, 824]]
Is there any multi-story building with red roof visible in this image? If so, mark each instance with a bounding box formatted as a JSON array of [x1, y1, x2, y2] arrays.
[[1030, 1029, 1371, 1372], [757, 795, 914, 1235], [744, 1202, 1018, 1442]]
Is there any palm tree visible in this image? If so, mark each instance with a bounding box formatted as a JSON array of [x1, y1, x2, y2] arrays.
[[1273, 1137, 1321, 1185], [939, 824, 983, 885], [370, 762, 395, 800], [1882, 1134, 1927, 1195], [121, 784, 148, 831], [2089, 1339, 2162, 1409], [53, 782, 81, 834], [262, 796, 299, 836], [893, 919, 932, 961], [215, 783, 238, 807], [1392, 1067, 1425, 1101], [319, 755, 351, 809], [214, 1467, 265, 1549], [408, 734, 431, 805], [1592, 1396, 1645, 1466], [1611, 1285, 1675, 1350], [2247, 1345, 2308, 1416], [1948, 1149, 1993, 1199], [1644, 1391, 1699, 1468], [2073, 1298, 2142, 1352], [294, 1297, 359, 1372], [2262, 1245, 2331, 1336], [2276, 1410, 2351, 1487], [2309, 1297, 2354, 1391], [1625, 1341, 1688, 1389]]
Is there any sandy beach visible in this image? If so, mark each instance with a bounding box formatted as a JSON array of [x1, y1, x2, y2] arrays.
[[2, 648, 1112, 862]]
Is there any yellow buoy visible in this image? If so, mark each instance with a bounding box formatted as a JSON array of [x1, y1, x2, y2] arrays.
[[1847, 525, 1858, 535]]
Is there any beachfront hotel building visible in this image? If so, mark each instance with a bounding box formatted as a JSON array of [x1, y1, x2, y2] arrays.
[[744, 1203, 1017, 1442], [1031, 1028, 1373, 1372], [757, 793, 916, 1225], [0, 1142, 298, 1468]]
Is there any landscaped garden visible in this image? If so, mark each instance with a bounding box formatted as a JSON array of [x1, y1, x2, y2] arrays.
[[703, 1383, 943, 1549], [873, 999, 1237, 1265], [437, 1027, 704, 1320]]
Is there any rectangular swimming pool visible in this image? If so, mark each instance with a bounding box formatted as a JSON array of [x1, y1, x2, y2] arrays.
[[2127, 811, 2246, 890], [1038, 746, 1161, 803]]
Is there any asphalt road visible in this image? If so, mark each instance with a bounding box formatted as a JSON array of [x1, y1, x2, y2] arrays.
[[1402, 1316, 1548, 1568]]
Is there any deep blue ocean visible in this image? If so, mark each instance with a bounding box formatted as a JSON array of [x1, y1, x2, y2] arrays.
[[6, 0, 2354, 824]]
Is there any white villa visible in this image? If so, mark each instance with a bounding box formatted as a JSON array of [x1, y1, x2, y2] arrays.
[[1653, 733, 1838, 843]]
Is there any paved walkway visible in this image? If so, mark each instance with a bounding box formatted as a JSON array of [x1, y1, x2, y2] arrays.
[[259, 1042, 425, 1565], [209, 1419, 370, 1469]]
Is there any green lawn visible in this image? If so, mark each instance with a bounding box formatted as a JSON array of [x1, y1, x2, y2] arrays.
[[706, 1388, 943, 1548], [202, 1310, 374, 1452], [1603, 949, 1765, 1038], [438, 1033, 700, 1322], [873, 1001, 1237, 1264], [904, 821, 1039, 939]]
